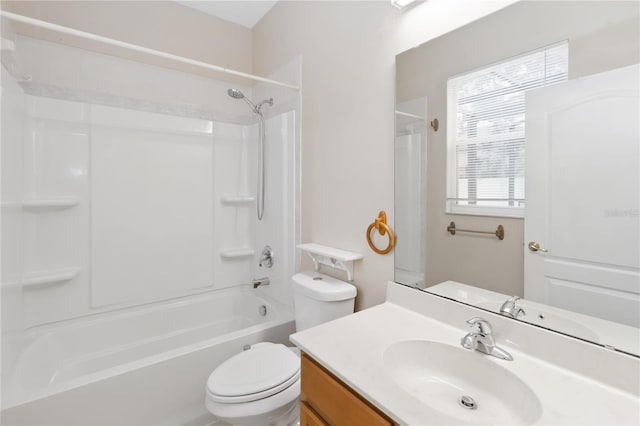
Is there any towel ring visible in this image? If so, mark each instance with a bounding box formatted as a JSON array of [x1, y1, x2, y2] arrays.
[[366, 211, 395, 255]]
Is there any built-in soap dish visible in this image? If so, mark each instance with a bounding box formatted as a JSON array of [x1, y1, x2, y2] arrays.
[[220, 248, 255, 259]]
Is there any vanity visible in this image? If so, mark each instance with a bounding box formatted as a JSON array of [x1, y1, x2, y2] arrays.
[[291, 283, 640, 425], [299, 354, 393, 426]]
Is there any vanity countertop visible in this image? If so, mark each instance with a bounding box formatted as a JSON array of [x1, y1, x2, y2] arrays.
[[290, 283, 640, 425]]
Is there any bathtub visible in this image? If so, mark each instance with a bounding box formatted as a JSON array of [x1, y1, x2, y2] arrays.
[[1, 286, 296, 425]]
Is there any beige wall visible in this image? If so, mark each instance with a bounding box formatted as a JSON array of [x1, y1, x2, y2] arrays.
[[397, 1, 640, 296], [253, 0, 517, 310], [254, 1, 395, 310]]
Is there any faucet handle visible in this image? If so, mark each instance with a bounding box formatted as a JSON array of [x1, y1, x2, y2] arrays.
[[259, 245, 274, 268], [500, 296, 521, 309], [462, 317, 512, 361], [500, 296, 526, 318], [466, 317, 493, 335], [460, 333, 478, 350]]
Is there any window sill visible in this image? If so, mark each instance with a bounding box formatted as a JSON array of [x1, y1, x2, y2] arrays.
[[446, 204, 524, 219]]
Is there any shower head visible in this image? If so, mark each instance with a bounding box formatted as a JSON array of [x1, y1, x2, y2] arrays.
[[227, 88, 245, 99], [227, 88, 273, 115], [228, 87, 257, 112]]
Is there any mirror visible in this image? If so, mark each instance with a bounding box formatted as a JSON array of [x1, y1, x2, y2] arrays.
[[394, 0, 639, 356]]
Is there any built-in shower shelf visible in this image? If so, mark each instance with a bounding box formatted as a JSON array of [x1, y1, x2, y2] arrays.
[[22, 196, 79, 210], [22, 267, 80, 290], [220, 249, 255, 259], [220, 195, 255, 205]]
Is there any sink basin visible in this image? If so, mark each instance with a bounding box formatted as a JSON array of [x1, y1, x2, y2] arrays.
[[383, 340, 542, 425]]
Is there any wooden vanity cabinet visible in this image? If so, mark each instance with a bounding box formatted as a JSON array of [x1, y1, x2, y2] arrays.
[[300, 353, 395, 426]]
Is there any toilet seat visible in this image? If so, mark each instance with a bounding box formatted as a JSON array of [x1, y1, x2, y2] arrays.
[[206, 343, 300, 403], [207, 371, 300, 403], [205, 376, 300, 425]]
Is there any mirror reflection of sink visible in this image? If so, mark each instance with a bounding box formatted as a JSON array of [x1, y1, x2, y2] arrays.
[[475, 302, 600, 342], [426, 282, 628, 349], [384, 340, 542, 425]]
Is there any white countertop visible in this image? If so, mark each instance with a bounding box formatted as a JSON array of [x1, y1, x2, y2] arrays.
[[290, 283, 640, 425]]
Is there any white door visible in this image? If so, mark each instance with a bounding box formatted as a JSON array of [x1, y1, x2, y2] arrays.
[[524, 64, 640, 328]]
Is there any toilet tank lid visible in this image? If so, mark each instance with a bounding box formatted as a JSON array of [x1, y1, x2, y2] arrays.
[[293, 271, 357, 301]]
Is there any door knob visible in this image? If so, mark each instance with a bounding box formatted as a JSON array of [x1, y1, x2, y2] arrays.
[[528, 241, 548, 252]]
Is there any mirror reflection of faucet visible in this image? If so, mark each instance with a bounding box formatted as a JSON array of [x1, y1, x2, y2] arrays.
[[252, 277, 270, 289], [500, 296, 526, 319]]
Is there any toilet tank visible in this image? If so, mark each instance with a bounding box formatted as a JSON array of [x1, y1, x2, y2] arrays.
[[292, 271, 357, 331]]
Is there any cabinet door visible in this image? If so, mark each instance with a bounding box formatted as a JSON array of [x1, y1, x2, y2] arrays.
[[301, 354, 393, 426], [300, 401, 328, 426]]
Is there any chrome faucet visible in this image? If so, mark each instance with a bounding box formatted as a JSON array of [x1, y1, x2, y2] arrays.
[[252, 277, 270, 289], [259, 245, 274, 268], [460, 317, 513, 361], [500, 296, 526, 319]]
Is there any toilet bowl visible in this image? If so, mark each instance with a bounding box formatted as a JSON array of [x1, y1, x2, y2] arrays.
[[206, 343, 300, 426], [205, 271, 356, 425]]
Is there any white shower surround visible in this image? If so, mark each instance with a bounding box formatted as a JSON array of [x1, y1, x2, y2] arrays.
[[15, 89, 297, 328], [1, 34, 301, 424]]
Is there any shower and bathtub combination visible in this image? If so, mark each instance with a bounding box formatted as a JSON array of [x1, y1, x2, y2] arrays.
[[1, 12, 301, 425]]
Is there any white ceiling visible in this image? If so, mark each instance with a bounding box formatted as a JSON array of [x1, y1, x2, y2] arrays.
[[175, 1, 279, 29]]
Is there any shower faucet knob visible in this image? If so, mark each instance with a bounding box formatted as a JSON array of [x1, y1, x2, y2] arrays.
[[259, 245, 274, 268]]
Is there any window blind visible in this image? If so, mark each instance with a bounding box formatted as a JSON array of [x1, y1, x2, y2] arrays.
[[446, 41, 568, 217]]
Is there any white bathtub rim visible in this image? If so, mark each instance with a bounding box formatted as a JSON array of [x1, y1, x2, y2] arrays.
[[3, 317, 294, 409], [14, 284, 291, 374], [3, 287, 294, 410], [20, 284, 285, 336]]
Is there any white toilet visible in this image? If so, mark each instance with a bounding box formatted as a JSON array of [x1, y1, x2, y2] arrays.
[[205, 271, 357, 425]]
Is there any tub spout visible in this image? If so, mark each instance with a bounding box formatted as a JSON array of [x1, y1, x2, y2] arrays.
[[252, 277, 270, 289]]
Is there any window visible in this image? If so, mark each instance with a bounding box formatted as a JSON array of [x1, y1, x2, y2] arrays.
[[446, 42, 568, 217]]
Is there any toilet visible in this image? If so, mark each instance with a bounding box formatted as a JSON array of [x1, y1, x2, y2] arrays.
[[205, 271, 357, 425]]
